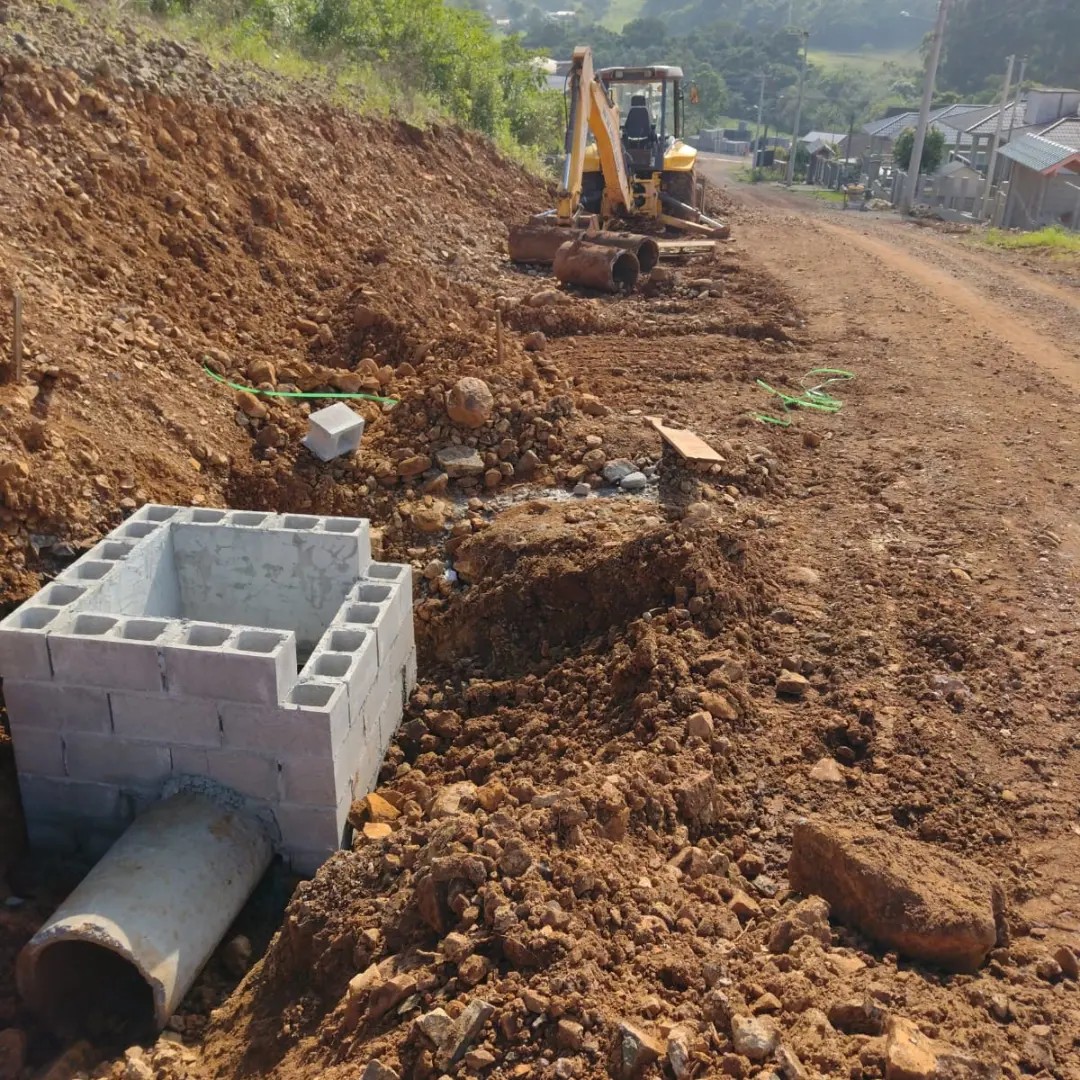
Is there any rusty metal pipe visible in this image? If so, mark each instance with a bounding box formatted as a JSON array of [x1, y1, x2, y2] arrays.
[[553, 240, 640, 293], [583, 233, 660, 273], [509, 225, 659, 272]]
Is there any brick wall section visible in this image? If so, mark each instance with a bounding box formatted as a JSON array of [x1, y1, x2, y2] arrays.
[[0, 506, 415, 874]]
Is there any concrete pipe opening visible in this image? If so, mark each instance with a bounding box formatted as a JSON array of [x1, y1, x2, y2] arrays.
[[18, 791, 273, 1037], [23, 940, 157, 1041]]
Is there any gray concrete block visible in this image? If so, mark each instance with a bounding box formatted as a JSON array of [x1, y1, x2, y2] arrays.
[[287, 680, 351, 748], [220, 700, 333, 758], [19, 774, 122, 821], [162, 624, 297, 704], [280, 754, 336, 805], [274, 802, 342, 855], [333, 715, 382, 802], [0, 605, 61, 681], [47, 614, 171, 693], [63, 733, 172, 788], [170, 745, 209, 777], [110, 692, 222, 748], [304, 627, 378, 730], [303, 402, 364, 461], [3, 681, 112, 733], [8, 726, 65, 777], [204, 748, 279, 801]]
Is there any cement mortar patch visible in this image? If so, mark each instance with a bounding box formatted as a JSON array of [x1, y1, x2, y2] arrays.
[[2, 505, 414, 869]]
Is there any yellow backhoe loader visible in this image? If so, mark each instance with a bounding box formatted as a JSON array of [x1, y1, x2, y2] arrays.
[[509, 45, 729, 291]]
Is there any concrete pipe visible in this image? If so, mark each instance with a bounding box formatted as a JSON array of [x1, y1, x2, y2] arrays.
[[583, 233, 660, 273], [17, 792, 273, 1038], [553, 240, 640, 293], [508, 223, 578, 264]]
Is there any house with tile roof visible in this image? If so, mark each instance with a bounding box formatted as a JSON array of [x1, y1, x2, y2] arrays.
[[998, 116, 1080, 230]]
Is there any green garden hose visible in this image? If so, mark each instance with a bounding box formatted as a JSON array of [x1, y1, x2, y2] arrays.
[[203, 366, 399, 407], [751, 367, 855, 425]]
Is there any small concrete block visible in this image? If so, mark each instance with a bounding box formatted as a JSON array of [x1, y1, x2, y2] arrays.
[[18, 774, 122, 821], [3, 681, 112, 733], [274, 803, 343, 855], [162, 625, 297, 704], [336, 598, 400, 668], [129, 504, 186, 526], [307, 630, 378, 726], [63, 733, 172, 787], [58, 558, 117, 585], [279, 754, 336, 805], [170, 745, 210, 776], [110, 692, 222, 748], [47, 614, 171, 693], [334, 720, 381, 804], [220, 701, 333, 758], [8, 726, 65, 777], [303, 403, 365, 462], [0, 605, 61, 681], [204, 748, 279, 800], [287, 680, 351, 748]]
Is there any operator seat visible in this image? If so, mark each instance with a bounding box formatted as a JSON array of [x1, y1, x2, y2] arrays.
[[622, 95, 653, 147]]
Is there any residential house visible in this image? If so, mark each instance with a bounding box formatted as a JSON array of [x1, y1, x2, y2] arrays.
[[998, 116, 1080, 230], [964, 88, 1080, 173], [862, 103, 982, 164]]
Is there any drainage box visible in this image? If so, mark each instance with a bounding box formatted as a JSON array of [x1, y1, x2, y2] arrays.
[[0, 506, 416, 874]]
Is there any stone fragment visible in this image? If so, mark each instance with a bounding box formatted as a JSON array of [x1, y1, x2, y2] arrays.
[[435, 998, 494, 1070], [430, 781, 478, 818], [768, 896, 832, 954], [602, 459, 636, 483], [789, 819, 1000, 973], [686, 711, 714, 740], [700, 690, 739, 722], [776, 670, 809, 698], [361, 1061, 400, 1080], [366, 973, 417, 1021], [579, 393, 609, 416], [611, 1021, 666, 1080], [446, 377, 494, 429], [809, 757, 844, 783], [620, 471, 647, 491], [730, 1015, 779, 1063], [435, 445, 485, 479], [523, 331, 546, 351], [884, 1016, 1000, 1079], [234, 390, 267, 419]]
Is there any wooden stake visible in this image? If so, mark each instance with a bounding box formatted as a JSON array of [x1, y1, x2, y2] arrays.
[[10, 291, 22, 384], [494, 308, 504, 366]]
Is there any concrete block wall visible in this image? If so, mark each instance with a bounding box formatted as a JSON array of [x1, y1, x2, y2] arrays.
[[0, 506, 415, 873]]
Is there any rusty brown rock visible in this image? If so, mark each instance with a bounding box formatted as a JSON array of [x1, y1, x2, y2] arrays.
[[789, 819, 1001, 973]]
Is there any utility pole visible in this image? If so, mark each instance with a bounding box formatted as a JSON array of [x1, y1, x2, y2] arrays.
[[754, 74, 767, 173], [1004, 56, 1026, 147], [785, 31, 810, 186], [980, 54, 1015, 217], [900, 0, 950, 212]]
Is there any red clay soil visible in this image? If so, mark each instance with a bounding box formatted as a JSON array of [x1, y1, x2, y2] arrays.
[[2, 5, 1080, 1080]]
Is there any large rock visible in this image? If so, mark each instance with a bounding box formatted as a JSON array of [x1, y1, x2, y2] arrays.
[[789, 819, 1000, 973], [731, 1015, 779, 1063], [446, 377, 494, 429]]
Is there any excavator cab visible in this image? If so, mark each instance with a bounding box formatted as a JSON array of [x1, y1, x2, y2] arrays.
[[583, 65, 698, 213]]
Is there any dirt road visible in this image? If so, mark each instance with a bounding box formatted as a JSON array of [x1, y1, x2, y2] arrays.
[[697, 157, 1080, 929]]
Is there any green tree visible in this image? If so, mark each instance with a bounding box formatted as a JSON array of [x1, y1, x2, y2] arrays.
[[893, 126, 946, 173]]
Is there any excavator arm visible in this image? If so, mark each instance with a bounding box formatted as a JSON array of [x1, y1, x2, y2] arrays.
[[556, 46, 635, 222]]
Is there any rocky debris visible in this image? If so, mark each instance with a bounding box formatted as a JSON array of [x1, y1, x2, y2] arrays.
[[620, 471, 647, 491], [884, 1016, 1000, 1080], [610, 1021, 665, 1079], [360, 1061, 400, 1080], [220, 934, 253, 978], [808, 756, 844, 783], [789, 820, 1001, 973], [602, 459, 637, 483], [446, 377, 494, 429], [776, 669, 809, 698], [731, 1015, 780, 1062], [416, 999, 494, 1071], [768, 896, 831, 953], [434, 446, 485, 479]]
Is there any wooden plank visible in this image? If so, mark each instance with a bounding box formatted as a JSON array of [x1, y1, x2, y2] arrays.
[[657, 239, 718, 259], [645, 415, 725, 463]]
